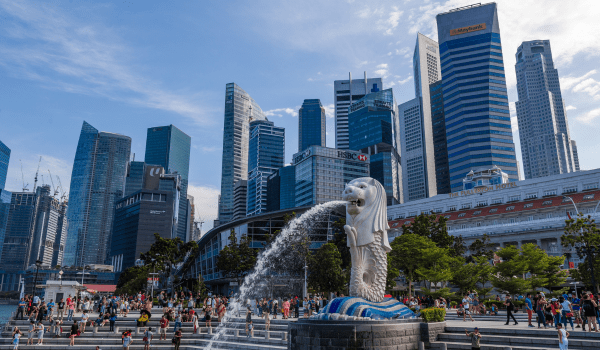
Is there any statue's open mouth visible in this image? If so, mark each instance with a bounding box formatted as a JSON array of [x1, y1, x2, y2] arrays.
[[348, 199, 364, 207]]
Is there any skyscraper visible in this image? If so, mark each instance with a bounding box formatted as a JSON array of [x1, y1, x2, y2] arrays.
[[436, 3, 518, 192], [430, 80, 451, 195], [0, 189, 11, 262], [298, 99, 326, 152], [51, 200, 68, 267], [247, 120, 285, 217], [515, 40, 579, 179], [145, 125, 191, 241], [218, 83, 267, 224], [124, 161, 147, 196], [348, 89, 403, 205], [0, 140, 10, 190], [334, 73, 382, 150], [28, 185, 62, 266], [233, 179, 247, 220], [63, 121, 131, 267], [398, 33, 442, 202]]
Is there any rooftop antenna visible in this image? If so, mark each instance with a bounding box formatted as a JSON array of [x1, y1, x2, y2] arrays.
[[19, 160, 29, 191], [33, 156, 42, 192]]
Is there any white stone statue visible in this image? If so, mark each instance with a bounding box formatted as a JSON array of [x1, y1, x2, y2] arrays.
[[342, 177, 390, 303]]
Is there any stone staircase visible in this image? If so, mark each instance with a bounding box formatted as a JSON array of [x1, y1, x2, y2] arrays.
[[444, 310, 530, 323], [1, 314, 290, 349], [432, 325, 600, 350]]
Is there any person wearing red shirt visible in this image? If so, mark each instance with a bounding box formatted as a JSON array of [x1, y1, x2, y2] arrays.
[[159, 315, 169, 341]]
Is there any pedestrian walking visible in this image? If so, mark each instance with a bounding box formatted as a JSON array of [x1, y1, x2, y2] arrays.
[[504, 297, 518, 325], [462, 295, 474, 322], [245, 305, 252, 334], [26, 320, 35, 346], [160, 315, 169, 340], [559, 296, 575, 331], [525, 294, 534, 327], [582, 294, 598, 332], [172, 329, 182, 350], [143, 327, 154, 350], [36, 321, 45, 345], [57, 298, 65, 321], [247, 320, 254, 338], [465, 327, 482, 350], [557, 323, 569, 350], [69, 321, 79, 347]]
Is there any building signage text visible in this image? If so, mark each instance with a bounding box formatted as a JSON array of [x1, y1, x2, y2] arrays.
[[450, 23, 486, 36], [448, 182, 517, 198], [293, 148, 312, 164], [337, 151, 367, 161], [374, 99, 392, 110], [349, 100, 365, 113]]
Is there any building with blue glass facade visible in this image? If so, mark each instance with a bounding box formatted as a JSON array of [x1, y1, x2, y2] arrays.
[[64, 121, 131, 267], [430, 80, 451, 195], [218, 83, 267, 224], [124, 161, 147, 196], [145, 125, 191, 241], [294, 146, 370, 207], [0, 140, 10, 190], [436, 3, 518, 192], [110, 172, 180, 273], [247, 120, 285, 216], [348, 89, 402, 205], [266, 165, 296, 212], [298, 99, 326, 152], [0, 189, 12, 268]]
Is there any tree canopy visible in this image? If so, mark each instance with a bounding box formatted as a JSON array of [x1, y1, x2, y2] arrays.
[[307, 243, 347, 294], [216, 230, 258, 286]]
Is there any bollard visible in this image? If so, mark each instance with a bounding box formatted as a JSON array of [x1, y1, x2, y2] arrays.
[[283, 331, 288, 341], [208, 327, 213, 335], [503, 348, 512, 350], [440, 343, 447, 350], [419, 341, 425, 350], [265, 330, 270, 340], [93, 326, 98, 335], [235, 329, 240, 337], [114, 326, 119, 334]]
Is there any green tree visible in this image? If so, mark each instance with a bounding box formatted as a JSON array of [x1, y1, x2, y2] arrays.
[[389, 233, 437, 296], [116, 265, 149, 295], [416, 246, 457, 292], [307, 243, 347, 294], [386, 255, 400, 292], [468, 234, 496, 260], [450, 258, 479, 295], [473, 256, 494, 299], [216, 230, 258, 287], [562, 213, 600, 293], [401, 213, 464, 257], [140, 233, 199, 271], [521, 243, 567, 291], [491, 245, 530, 295]]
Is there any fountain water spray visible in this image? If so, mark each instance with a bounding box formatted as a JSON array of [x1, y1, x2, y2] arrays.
[[205, 201, 345, 349]]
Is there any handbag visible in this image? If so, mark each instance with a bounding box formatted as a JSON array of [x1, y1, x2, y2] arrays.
[[566, 312, 574, 318]]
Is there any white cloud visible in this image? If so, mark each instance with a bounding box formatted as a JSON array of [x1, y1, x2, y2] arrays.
[[398, 75, 413, 85], [323, 104, 335, 119], [561, 70, 600, 100], [6, 153, 72, 196], [264, 107, 298, 118], [509, 102, 518, 132], [0, 1, 215, 125], [576, 108, 600, 125], [384, 7, 404, 35], [201, 146, 219, 153], [395, 47, 411, 56], [566, 105, 577, 111], [187, 184, 220, 233]]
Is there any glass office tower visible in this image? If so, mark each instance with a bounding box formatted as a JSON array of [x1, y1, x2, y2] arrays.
[[348, 89, 403, 205], [515, 40, 579, 179], [218, 83, 267, 224], [436, 3, 518, 192], [145, 125, 191, 240], [298, 99, 326, 152], [0, 189, 11, 262], [247, 120, 285, 217], [0, 140, 10, 190], [64, 121, 131, 266], [430, 80, 451, 195]]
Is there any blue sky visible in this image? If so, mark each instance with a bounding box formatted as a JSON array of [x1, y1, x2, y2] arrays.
[[1, 0, 600, 232]]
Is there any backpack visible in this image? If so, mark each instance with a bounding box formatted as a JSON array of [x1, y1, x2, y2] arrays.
[[583, 302, 593, 313]]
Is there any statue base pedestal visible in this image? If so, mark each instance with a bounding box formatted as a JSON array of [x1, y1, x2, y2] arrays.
[[310, 297, 415, 320], [289, 318, 423, 350]]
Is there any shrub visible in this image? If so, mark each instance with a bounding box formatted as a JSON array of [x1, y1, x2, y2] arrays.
[[420, 307, 446, 323], [449, 301, 457, 308]]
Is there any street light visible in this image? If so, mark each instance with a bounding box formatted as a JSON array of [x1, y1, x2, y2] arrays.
[[563, 196, 597, 294], [571, 281, 580, 298], [81, 265, 90, 285], [58, 270, 63, 290], [32, 260, 42, 297]]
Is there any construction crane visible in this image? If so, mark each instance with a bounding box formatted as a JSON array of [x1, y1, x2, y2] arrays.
[[48, 170, 59, 198], [33, 156, 42, 192], [56, 175, 68, 202], [19, 160, 29, 191]]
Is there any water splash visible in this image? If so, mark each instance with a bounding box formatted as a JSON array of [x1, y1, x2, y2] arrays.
[[205, 201, 345, 349]]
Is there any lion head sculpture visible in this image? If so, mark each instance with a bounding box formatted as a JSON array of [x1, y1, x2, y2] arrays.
[[342, 177, 391, 252]]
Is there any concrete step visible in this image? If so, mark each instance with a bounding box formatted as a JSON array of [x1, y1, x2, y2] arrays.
[[438, 332, 598, 349], [431, 341, 586, 350]]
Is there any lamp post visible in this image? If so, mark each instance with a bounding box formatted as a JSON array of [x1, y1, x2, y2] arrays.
[[571, 281, 580, 298], [563, 196, 597, 294], [303, 258, 308, 299], [58, 270, 63, 290], [32, 260, 42, 297]]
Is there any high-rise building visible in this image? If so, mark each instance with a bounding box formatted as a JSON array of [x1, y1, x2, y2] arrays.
[[0, 140, 10, 190], [0, 189, 12, 265], [218, 83, 267, 224], [298, 99, 326, 152], [266, 173, 280, 213], [51, 200, 68, 267], [430, 81, 451, 195], [334, 73, 382, 150], [398, 33, 442, 202], [187, 194, 195, 242], [294, 146, 370, 207], [28, 185, 62, 267], [348, 89, 402, 205], [266, 165, 296, 212], [63, 121, 131, 267], [247, 120, 285, 217], [232, 180, 247, 220], [436, 3, 518, 192], [145, 125, 191, 241], [515, 40, 579, 179], [110, 170, 180, 272], [124, 161, 147, 196]]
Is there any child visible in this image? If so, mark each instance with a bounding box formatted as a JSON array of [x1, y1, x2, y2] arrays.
[[54, 319, 62, 338], [36, 321, 45, 345], [12, 327, 23, 350], [27, 320, 35, 346]]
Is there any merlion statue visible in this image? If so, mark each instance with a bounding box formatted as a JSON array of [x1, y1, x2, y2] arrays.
[[312, 177, 415, 320], [342, 177, 390, 302]]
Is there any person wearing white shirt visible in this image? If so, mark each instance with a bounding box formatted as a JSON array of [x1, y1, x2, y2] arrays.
[[462, 295, 474, 322]]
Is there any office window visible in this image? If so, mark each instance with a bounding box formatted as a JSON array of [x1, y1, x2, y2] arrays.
[[543, 189, 557, 197], [563, 186, 577, 194], [461, 203, 471, 209], [492, 198, 502, 204], [524, 203, 533, 208], [542, 200, 552, 205], [477, 201, 488, 207], [448, 206, 457, 211], [584, 183, 599, 191], [506, 206, 515, 211], [525, 193, 538, 200], [509, 195, 520, 202], [584, 194, 595, 200], [489, 208, 498, 213], [458, 213, 466, 218], [473, 210, 482, 215]]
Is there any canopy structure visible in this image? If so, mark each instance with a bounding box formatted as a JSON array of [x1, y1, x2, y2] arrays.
[[84, 284, 116, 294]]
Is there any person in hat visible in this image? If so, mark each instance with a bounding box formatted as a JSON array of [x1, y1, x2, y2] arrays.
[[465, 327, 482, 350]]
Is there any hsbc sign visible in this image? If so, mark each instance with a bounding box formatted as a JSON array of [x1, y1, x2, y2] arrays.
[[337, 151, 368, 161]]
